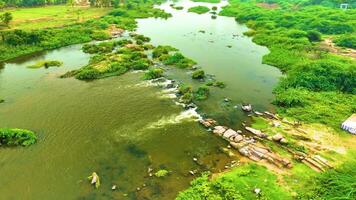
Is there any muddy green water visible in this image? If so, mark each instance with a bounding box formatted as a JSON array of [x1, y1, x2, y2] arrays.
[[0, 1, 281, 199]]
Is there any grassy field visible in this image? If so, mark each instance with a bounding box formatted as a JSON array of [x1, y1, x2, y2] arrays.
[[0, 5, 112, 30]]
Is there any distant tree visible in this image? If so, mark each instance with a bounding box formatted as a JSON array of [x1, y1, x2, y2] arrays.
[[1, 12, 13, 27]]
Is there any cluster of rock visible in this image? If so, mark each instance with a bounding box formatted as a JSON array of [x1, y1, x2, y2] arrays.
[[294, 151, 332, 172], [200, 119, 292, 168]]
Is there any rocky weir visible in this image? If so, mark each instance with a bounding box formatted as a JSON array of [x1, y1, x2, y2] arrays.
[[199, 113, 333, 172], [200, 118, 293, 168]]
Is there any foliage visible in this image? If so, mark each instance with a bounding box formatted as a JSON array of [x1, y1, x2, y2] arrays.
[[0, 1, 170, 62], [0, 128, 37, 146], [28, 60, 63, 68], [206, 81, 226, 88], [275, 88, 356, 130], [152, 45, 177, 59], [143, 68, 164, 80], [162, 53, 197, 68], [194, 86, 209, 100], [301, 160, 356, 200], [306, 30, 322, 42], [334, 34, 356, 49], [192, 69, 205, 79], [154, 169, 169, 177], [0, 12, 12, 26], [176, 163, 292, 200], [188, 6, 210, 14], [220, 0, 356, 131]]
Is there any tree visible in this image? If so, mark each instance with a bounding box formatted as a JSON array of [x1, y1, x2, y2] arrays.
[[0, 1, 5, 10], [1, 12, 13, 27]]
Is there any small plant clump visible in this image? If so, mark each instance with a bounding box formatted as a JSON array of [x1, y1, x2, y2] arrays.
[[143, 68, 164, 80], [0, 128, 37, 146], [155, 169, 169, 177], [162, 53, 197, 69], [192, 69, 205, 79], [152, 45, 178, 59], [188, 6, 210, 14], [206, 81, 226, 88], [194, 86, 210, 100], [28, 60, 62, 69], [0, 99, 4, 103]]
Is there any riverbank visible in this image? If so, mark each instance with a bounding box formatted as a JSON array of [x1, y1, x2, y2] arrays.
[[177, 0, 355, 199], [0, 1, 170, 62]]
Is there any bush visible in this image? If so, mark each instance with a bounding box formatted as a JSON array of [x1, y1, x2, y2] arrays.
[[132, 59, 151, 70], [75, 68, 101, 80], [335, 34, 356, 49], [143, 68, 164, 80], [194, 86, 210, 100], [163, 53, 196, 68], [0, 128, 37, 146], [152, 45, 177, 58], [192, 69, 205, 79], [307, 30, 322, 42]]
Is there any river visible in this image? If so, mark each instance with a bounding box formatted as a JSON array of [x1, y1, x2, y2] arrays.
[[0, 1, 281, 199]]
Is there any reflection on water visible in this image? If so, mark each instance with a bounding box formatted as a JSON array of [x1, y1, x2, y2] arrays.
[[0, 1, 282, 199]]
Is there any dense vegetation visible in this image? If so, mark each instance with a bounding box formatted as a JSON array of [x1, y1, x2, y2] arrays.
[[0, 0, 169, 62], [177, 163, 292, 200], [0, 128, 37, 146], [220, 0, 356, 130]]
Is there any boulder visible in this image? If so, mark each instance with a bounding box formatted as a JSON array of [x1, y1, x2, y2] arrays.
[[272, 133, 284, 142], [223, 129, 237, 140], [233, 134, 244, 142], [245, 127, 267, 138], [280, 138, 288, 144], [213, 126, 226, 136]]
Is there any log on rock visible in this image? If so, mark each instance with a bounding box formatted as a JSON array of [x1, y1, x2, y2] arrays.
[[245, 127, 267, 138]]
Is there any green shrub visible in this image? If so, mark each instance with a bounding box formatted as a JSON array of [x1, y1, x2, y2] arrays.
[[307, 30, 322, 42], [143, 68, 164, 80], [75, 68, 101, 80], [194, 86, 210, 100], [335, 34, 356, 49], [152, 45, 178, 58], [163, 53, 196, 68], [132, 58, 151, 70], [192, 69, 205, 79], [0, 128, 37, 146], [90, 31, 111, 41]]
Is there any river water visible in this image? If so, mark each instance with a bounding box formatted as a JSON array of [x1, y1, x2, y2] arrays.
[[0, 1, 281, 199]]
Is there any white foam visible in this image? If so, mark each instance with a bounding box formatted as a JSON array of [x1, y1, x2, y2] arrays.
[[145, 107, 202, 129]]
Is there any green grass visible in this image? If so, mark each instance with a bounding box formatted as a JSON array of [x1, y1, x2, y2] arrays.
[[177, 163, 292, 200], [1, 5, 112, 30], [188, 6, 210, 14]]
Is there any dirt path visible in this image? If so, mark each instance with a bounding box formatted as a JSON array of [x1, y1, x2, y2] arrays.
[[321, 38, 356, 59]]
